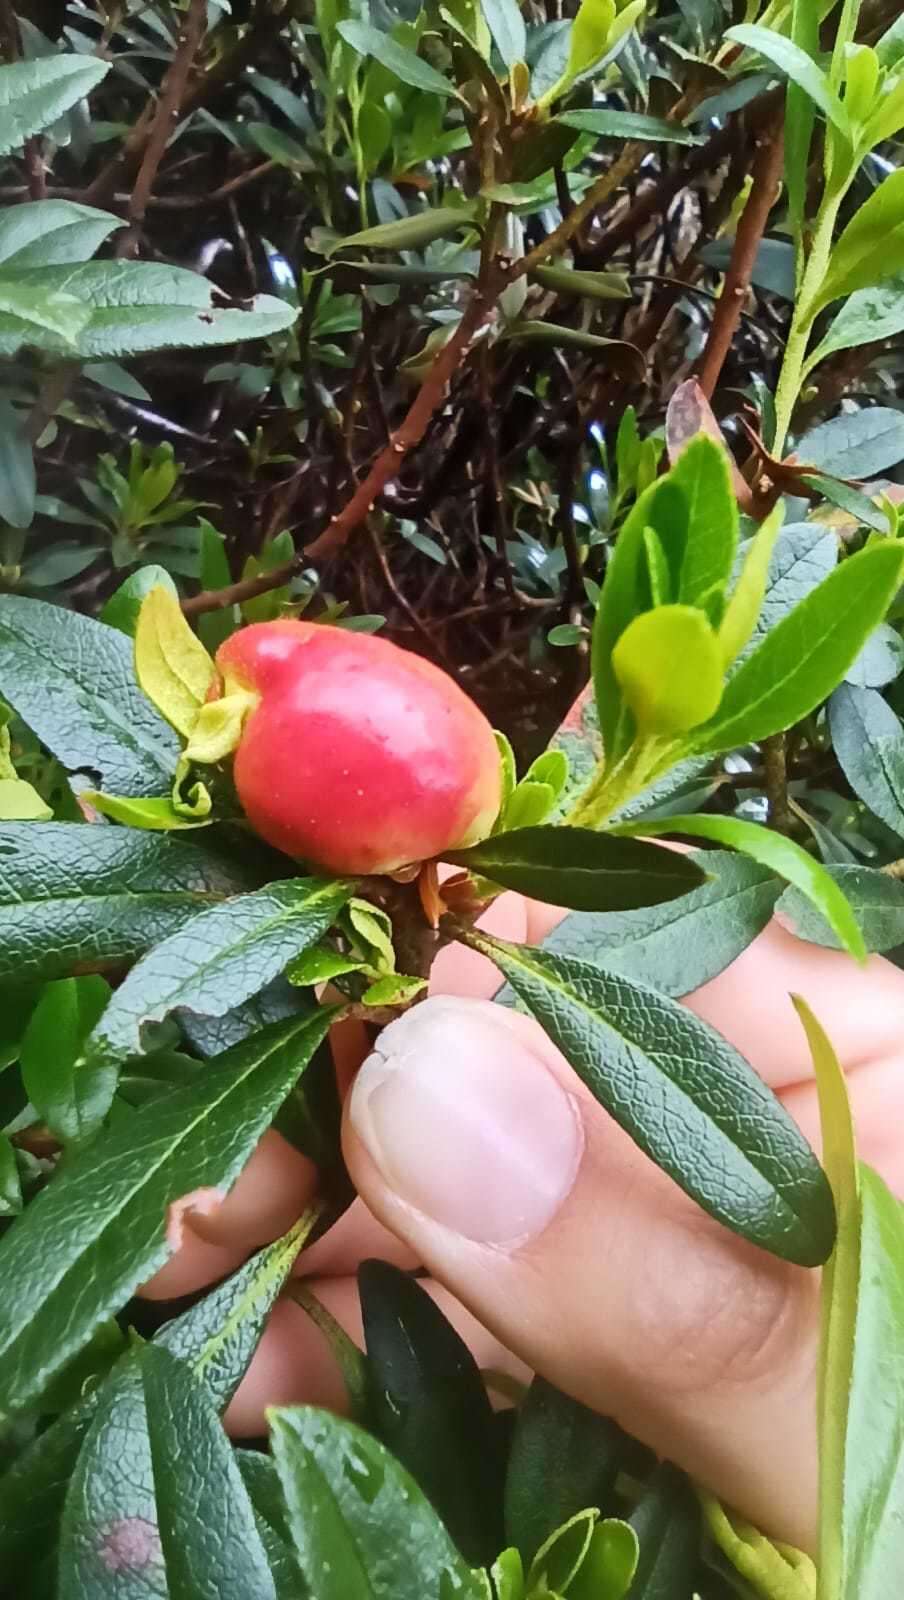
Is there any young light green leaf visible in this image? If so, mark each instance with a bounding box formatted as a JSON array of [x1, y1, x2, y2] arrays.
[[81, 788, 212, 830], [0, 55, 109, 154], [528, 1508, 598, 1595], [698, 1492, 817, 1600], [612, 604, 724, 734], [690, 544, 904, 758], [359, 1259, 502, 1564], [522, 748, 569, 798], [568, 1519, 639, 1600], [670, 433, 739, 609], [498, 779, 557, 829], [777, 864, 904, 953], [490, 1547, 524, 1600], [811, 171, 904, 316], [0, 776, 51, 819], [449, 825, 705, 910], [504, 1377, 629, 1564], [556, 109, 702, 145], [614, 811, 866, 961], [134, 584, 216, 738], [0, 1007, 335, 1414], [0, 822, 261, 983], [719, 505, 784, 667], [805, 275, 904, 374], [479, 0, 526, 69], [20, 975, 110, 1145], [830, 684, 904, 838], [724, 25, 849, 135], [77, 876, 352, 1133], [100, 564, 179, 637], [269, 1406, 488, 1599], [338, 20, 464, 99], [467, 932, 837, 1264], [328, 202, 478, 256], [0, 593, 180, 796]]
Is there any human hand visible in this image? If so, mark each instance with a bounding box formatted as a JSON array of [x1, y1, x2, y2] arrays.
[[143, 889, 904, 1552]]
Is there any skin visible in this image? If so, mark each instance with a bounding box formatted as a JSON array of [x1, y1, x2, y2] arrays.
[[141, 891, 904, 1550], [216, 621, 502, 875]]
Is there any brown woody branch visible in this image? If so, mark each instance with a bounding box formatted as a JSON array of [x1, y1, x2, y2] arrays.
[[695, 118, 785, 399]]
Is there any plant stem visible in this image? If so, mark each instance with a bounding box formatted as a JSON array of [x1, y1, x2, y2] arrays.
[[771, 190, 844, 456], [566, 737, 673, 829]]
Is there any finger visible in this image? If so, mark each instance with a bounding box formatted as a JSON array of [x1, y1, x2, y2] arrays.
[[186, 1129, 319, 1250], [139, 1226, 248, 1302], [295, 1196, 420, 1278], [224, 1273, 529, 1437], [344, 994, 824, 1548]]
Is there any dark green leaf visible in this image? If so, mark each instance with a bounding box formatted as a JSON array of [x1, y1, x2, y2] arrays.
[[528, 849, 780, 996], [467, 934, 836, 1265], [448, 825, 704, 910], [269, 1405, 487, 1599], [505, 1377, 628, 1564], [699, 236, 795, 299], [196, 520, 238, 654], [0, 396, 35, 529], [479, 0, 526, 68], [0, 55, 109, 153], [77, 877, 352, 1133], [691, 544, 904, 756], [830, 683, 904, 837], [0, 1007, 335, 1413], [328, 204, 477, 256], [0, 1130, 21, 1214], [100, 565, 179, 637], [777, 864, 904, 953], [615, 813, 866, 961], [0, 594, 180, 796], [531, 264, 630, 302], [798, 473, 891, 535], [237, 1452, 304, 1599], [626, 1463, 701, 1598], [0, 822, 261, 983], [0, 198, 121, 268], [556, 109, 702, 145], [338, 21, 463, 99], [359, 1259, 502, 1565], [797, 407, 904, 479]]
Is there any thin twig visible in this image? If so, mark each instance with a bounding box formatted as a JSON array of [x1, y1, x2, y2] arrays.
[[762, 734, 792, 833], [696, 119, 785, 399]]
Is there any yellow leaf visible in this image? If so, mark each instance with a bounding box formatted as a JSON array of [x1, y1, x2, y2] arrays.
[[612, 604, 724, 735], [0, 778, 53, 820], [134, 587, 216, 738], [183, 688, 259, 765]]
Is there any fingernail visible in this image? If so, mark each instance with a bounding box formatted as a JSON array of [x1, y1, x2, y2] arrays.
[[348, 996, 583, 1246]]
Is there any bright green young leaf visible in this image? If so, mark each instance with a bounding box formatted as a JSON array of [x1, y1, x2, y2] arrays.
[[0, 594, 180, 796], [0, 55, 109, 154], [613, 604, 724, 735], [504, 1377, 627, 1565], [784, 0, 819, 267], [777, 864, 904, 953], [690, 544, 904, 758], [719, 505, 784, 667], [0, 776, 51, 819], [568, 1519, 639, 1600], [527, 849, 780, 997], [359, 1259, 502, 1565], [566, 0, 615, 78], [626, 1463, 701, 1599], [449, 824, 705, 910], [0, 821, 261, 983], [81, 789, 211, 830], [811, 170, 904, 316], [196, 519, 238, 654], [479, 0, 526, 68], [556, 108, 702, 145], [134, 584, 216, 737], [523, 748, 569, 797], [528, 1508, 598, 1594], [0, 1132, 21, 1215], [468, 933, 837, 1263], [338, 20, 464, 99], [829, 683, 904, 838], [490, 1548, 524, 1600], [498, 779, 557, 829], [269, 1406, 488, 1600], [20, 975, 110, 1145], [698, 1492, 817, 1600], [328, 202, 478, 256], [0, 1007, 335, 1414], [615, 812, 866, 960], [0, 198, 122, 268], [100, 564, 179, 636], [77, 876, 352, 1133], [724, 25, 849, 136], [671, 433, 739, 609]]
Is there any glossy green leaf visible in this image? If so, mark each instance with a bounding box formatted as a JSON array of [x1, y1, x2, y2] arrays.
[[669, 436, 733, 607], [626, 1463, 701, 1598], [490, 1547, 524, 1600], [449, 825, 704, 910], [806, 275, 904, 374], [100, 565, 179, 637], [479, 0, 526, 68], [82, 789, 212, 830], [724, 25, 848, 135], [829, 683, 904, 837], [329, 203, 477, 256], [568, 1519, 639, 1600], [359, 1259, 502, 1564], [812, 171, 904, 315], [0, 822, 261, 983], [0, 55, 108, 153], [196, 520, 237, 654], [269, 1405, 488, 1599], [58, 1344, 276, 1600], [0, 594, 180, 796], [20, 975, 110, 1144], [527, 849, 780, 997], [0, 1007, 335, 1414], [718, 505, 784, 668], [0, 1131, 21, 1215], [77, 877, 351, 1133], [777, 864, 904, 953], [469, 934, 836, 1264], [612, 605, 724, 735], [690, 544, 904, 757], [338, 21, 464, 99], [615, 812, 866, 962], [556, 109, 702, 145], [505, 1378, 628, 1564]]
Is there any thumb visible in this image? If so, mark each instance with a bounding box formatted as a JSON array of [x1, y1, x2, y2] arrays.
[[344, 995, 819, 1550]]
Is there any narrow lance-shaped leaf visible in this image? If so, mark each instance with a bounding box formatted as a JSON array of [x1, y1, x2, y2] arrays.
[[76, 876, 353, 1135], [327, 203, 478, 257], [448, 825, 705, 910], [337, 20, 464, 99], [811, 170, 904, 316], [724, 25, 849, 135], [478, 0, 526, 68], [556, 109, 702, 146], [0, 1007, 336, 1413], [466, 932, 836, 1266]]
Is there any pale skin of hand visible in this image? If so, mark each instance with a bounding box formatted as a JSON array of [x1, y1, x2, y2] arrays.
[[142, 889, 904, 1552]]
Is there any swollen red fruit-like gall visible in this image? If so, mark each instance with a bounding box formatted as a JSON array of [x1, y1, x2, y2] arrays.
[[214, 620, 502, 875]]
